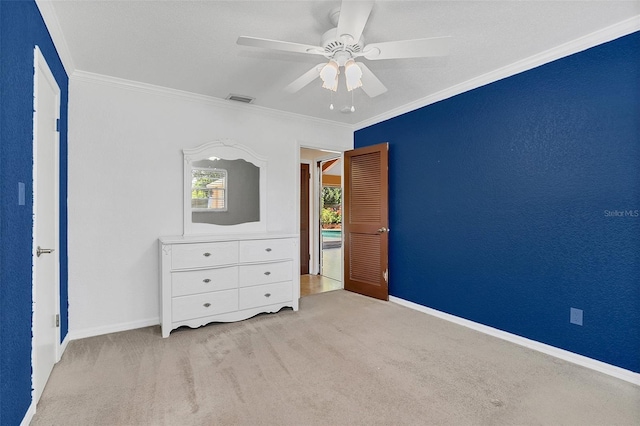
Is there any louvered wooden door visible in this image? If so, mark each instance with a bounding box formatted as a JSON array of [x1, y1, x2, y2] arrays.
[[344, 143, 389, 300]]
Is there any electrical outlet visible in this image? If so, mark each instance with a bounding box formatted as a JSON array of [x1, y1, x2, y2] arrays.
[[570, 308, 583, 326]]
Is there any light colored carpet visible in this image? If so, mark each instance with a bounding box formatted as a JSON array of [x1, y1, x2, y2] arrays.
[[32, 290, 639, 425]]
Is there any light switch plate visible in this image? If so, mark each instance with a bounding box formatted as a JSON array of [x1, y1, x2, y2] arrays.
[[18, 182, 25, 206]]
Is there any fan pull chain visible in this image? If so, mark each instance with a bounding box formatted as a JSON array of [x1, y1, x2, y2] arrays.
[[329, 90, 334, 110], [350, 90, 355, 112]]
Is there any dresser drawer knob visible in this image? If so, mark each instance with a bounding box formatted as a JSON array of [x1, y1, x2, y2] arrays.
[[203, 252, 211, 257], [203, 302, 211, 308], [265, 248, 272, 252], [264, 271, 271, 276], [264, 293, 271, 298], [203, 278, 211, 283]]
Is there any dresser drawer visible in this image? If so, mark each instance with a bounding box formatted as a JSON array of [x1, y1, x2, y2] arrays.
[[239, 281, 292, 310], [239, 261, 292, 288], [171, 241, 239, 270], [172, 266, 238, 297], [172, 289, 238, 322], [239, 239, 294, 263]]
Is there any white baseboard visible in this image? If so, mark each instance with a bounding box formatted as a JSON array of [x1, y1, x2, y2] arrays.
[[20, 402, 36, 426], [58, 333, 70, 362], [390, 296, 640, 386], [67, 317, 159, 341]]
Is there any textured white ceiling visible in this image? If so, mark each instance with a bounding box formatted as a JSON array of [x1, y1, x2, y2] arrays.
[[49, 1, 639, 125]]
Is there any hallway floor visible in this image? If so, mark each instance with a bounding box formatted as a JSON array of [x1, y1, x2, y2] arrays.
[[300, 274, 342, 296], [300, 245, 342, 296], [300, 236, 342, 297]]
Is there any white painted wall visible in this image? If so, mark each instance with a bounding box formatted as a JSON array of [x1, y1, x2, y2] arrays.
[[68, 74, 353, 337]]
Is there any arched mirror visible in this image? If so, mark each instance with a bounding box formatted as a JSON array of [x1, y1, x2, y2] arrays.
[[183, 140, 267, 235]]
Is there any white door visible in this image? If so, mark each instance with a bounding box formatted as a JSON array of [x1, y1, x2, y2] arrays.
[[32, 46, 60, 403]]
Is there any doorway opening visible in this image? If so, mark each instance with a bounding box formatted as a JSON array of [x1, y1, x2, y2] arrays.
[[299, 148, 343, 297]]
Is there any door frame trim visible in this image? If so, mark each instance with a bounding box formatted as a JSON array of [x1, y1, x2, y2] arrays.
[[317, 155, 342, 278], [299, 158, 317, 274], [32, 45, 62, 405], [297, 143, 346, 278]]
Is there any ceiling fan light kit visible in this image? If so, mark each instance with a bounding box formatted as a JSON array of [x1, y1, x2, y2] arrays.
[[320, 61, 340, 91], [344, 59, 363, 91], [237, 0, 450, 109], [319, 57, 362, 93]]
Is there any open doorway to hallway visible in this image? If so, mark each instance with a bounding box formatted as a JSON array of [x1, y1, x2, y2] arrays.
[[319, 171, 341, 281], [300, 148, 343, 296]]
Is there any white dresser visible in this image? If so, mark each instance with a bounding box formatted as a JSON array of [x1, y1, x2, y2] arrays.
[[159, 234, 299, 338]]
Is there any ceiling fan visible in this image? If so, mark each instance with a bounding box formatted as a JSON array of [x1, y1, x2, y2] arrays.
[[237, 0, 450, 98]]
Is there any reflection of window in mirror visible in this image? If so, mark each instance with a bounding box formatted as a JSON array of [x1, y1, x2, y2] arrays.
[[183, 141, 267, 234], [190, 158, 260, 226], [191, 167, 227, 211]]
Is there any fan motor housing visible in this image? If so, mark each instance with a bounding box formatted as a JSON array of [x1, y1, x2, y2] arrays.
[[321, 28, 364, 57]]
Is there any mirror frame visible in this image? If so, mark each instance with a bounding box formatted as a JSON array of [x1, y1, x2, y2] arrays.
[[183, 139, 267, 235]]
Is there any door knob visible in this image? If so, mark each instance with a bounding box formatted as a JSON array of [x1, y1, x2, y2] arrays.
[[377, 227, 388, 233], [36, 246, 55, 257]]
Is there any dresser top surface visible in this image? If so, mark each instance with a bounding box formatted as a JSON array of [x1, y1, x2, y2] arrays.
[[160, 233, 298, 245]]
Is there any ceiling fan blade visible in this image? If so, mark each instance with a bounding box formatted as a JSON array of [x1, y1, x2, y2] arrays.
[[357, 62, 387, 98], [362, 36, 451, 60], [336, 0, 374, 44], [237, 36, 325, 56], [284, 63, 326, 94]]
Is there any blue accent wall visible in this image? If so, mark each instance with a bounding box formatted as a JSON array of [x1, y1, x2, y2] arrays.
[[0, 1, 68, 423], [355, 32, 640, 373]]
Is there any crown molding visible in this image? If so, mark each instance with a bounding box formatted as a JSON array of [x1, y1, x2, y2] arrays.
[[355, 16, 640, 131], [39, 7, 639, 134], [71, 70, 354, 130], [35, 0, 76, 76]]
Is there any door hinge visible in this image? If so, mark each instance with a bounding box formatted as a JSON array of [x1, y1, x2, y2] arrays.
[[55, 118, 60, 132], [55, 314, 60, 327], [383, 269, 388, 283]]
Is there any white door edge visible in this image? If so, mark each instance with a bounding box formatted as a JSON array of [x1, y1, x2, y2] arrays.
[[32, 45, 61, 405]]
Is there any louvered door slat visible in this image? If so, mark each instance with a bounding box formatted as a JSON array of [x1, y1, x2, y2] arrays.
[[349, 233, 381, 284]]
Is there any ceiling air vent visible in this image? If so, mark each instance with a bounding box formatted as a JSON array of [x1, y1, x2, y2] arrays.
[[226, 94, 255, 104]]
